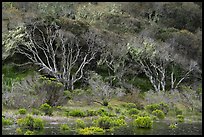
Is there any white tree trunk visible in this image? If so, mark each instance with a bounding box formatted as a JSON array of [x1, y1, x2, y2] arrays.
[[17, 23, 98, 91]]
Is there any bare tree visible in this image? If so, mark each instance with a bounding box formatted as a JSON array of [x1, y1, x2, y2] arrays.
[[16, 22, 98, 90], [170, 55, 199, 90], [88, 71, 116, 106], [128, 36, 199, 92]]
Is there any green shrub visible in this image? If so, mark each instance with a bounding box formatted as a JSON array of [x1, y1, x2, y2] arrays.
[[133, 116, 153, 128], [131, 114, 139, 119], [112, 118, 127, 127], [97, 108, 109, 116], [115, 107, 121, 114], [2, 117, 13, 126], [69, 109, 86, 117], [95, 116, 113, 129], [60, 124, 70, 133], [152, 109, 165, 119], [122, 103, 137, 109], [169, 124, 177, 129], [107, 112, 117, 117], [18, 108, 27, 115], [177, 115, 184, 123], [86, 109, 98, 116], [24, 130, 35, 135], [56, 105, 63, 110], [119, 115, 125, 120], [17, 115, 44, 130], [145, 104, 160, 113], [16, 128, 23, 135], [33, 118, 44, 129], [145, 102, 169, 114], [158, 102, 169, 115], [128, 108, 140, 115], [32, 108, 42, 115], [94, 116, 127, 129], [175, 107, 183, 115], [137, 111, 150, 117], [78, 126, 105, 135], [107, 105, 113, 111], [75, 119, 86, 129], [152, 116, 159, 121], [40, 103, 53, 116], [64, 109, 71, 117]]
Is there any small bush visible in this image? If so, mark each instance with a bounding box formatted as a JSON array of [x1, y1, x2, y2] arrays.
[[94, 116, 126, 129], [56, 105, 63, 110], [112, 118, 127, 127], [86, 109, 98, 116], [107, 105, 113, 111], [169, 124, 177, 129], [78, 126, 105, 135], [16, 128, 23, 135], [145, 102, 169, 114], [158, 102, 169, 115], [60, 124, 70, 133], [2, 117, 13, 126], [133, 116, 153, 128], [128, 108, 140, 115], [95, 116, 113, 129], [64, 109, 71, 117], [119, 115, 125, 119], [122, 103, 137, 109], [107, 112, 117, 117], [177, 115, 184, 123], [32, 108, 42, 115], [24, 130, 35, 135], [40, 103, 53, 116], [75, 119, 86, 129], [137, 111, 150, 117], [97, 108, 109, 116], [17, 115, 44, 130], [69, 109, 86, 117], [145, 104, 160, 113], [115, 107, 121, 114], [33, 118, 44, 130], [175, 107, 183, 115], [131, 114, 139, 119], [18, 108, 27, 115], [152, 115, 159, 121], [152, 109, 165, 119]]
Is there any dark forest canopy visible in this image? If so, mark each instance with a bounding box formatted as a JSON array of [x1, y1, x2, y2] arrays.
[[2, 2, 202, 108]]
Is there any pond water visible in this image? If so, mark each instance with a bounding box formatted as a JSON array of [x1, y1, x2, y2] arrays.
[[2, 121, 202, 135], [113, 121, 202, 135]]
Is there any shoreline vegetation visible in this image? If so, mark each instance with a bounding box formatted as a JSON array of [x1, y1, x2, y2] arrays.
[[2, 98, 202, 135]]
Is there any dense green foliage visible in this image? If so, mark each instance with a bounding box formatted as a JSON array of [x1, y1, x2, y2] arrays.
[[60, 124, 70, 133], [18, 108, 27, 115], [75, 119, 86, 129], [94, 116, 127, 129], [152, 109, 165, 119], [40, 103, 53, 116], [145, 102, 169, 114], [2, 117, 13, 126], [128, 108, 140, 116], [133, 116, 153, 128], [68, 109, 86, 117], [169, 124, 177, 129], [78, 126, 105, 135], [176, 115, 185, 123], [17, 115, 44, 130]]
